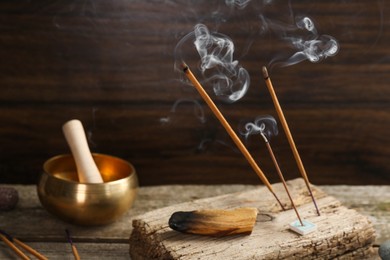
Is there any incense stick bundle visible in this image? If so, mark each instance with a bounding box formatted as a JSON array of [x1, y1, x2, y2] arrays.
[[182, 63, 285, 210], [262, 66, 320, 216], [0, 233, 29, 260], [169, 207, 258, 236], [0, 229, 48, 260]]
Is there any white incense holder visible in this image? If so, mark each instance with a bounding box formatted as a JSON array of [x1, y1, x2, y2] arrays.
[[62, 119, 103, 183], [289, 219, 317, 235]]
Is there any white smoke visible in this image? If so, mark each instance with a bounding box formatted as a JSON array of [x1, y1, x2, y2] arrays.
[[241, 115, 278, 141], [263, 16, 339, 67], [175, 24, 250, 103], [159, 99, 206, 125], [225, 0, 273, 9], [225, 0, 252, 9]]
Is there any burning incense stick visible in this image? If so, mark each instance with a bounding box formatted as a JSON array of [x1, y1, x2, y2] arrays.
[[259, 132, 303, 226], [182, 63, 285, 210], [65, 229, 80, 260], [0, 229, 48, 260], [262, 66, 320, 216]]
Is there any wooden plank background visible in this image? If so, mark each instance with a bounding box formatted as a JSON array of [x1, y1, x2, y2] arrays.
[[0, 0, 389, 185]]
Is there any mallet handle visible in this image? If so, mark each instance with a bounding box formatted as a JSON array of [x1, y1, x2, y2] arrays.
[[62, 119, 103, 183]]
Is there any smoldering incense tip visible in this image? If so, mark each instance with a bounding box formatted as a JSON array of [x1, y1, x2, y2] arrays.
[[260, 132, 269, 143], [181, 62, 189, 72], [262, 66, 269, 79]]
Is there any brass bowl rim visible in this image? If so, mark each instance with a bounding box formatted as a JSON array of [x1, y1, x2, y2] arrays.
[[42, 153, 137, 186]]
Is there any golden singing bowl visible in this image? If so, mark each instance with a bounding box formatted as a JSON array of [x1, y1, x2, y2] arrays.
[[37, 153, 138, 226]]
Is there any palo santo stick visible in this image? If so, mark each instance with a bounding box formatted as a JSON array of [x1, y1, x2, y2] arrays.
[[62, 119, 103, 183], [0, 233, 29, 260], [169, 207, 258, 236], [262, 66, 320, 216], [260, 133, 303, 226], [182, 64, 285, 210]]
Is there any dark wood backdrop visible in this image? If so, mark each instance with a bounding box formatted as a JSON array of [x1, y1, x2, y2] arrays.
[[0, 0, 389, 185]]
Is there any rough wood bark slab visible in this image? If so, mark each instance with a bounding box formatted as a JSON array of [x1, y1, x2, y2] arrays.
[[129, 178, 376, 259]]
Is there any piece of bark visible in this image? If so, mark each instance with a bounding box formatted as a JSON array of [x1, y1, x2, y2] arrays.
[[129, 178, 376, 259]]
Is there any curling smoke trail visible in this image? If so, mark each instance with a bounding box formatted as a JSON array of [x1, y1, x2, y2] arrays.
[[225, 0, 252, 9], [241, 115, 278, 141], [225, 0, 273, 9], [159, 99, 206, 125], [262, 15, 339, 67], [175, 24, 250, 103], [221, 0, 339, 67]]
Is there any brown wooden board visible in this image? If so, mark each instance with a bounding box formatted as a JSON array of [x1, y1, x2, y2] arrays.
[[0, 1, 390, 185]]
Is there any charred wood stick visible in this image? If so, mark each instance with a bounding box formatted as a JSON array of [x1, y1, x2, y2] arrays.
[[169, 207, 258, 237]]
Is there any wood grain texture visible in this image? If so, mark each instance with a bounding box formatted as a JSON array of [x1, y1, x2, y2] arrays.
[[129, 178, 376, 259], [0, 183, 388, 259], [0, 0, 389, 185], [0, 242, 130, 260]]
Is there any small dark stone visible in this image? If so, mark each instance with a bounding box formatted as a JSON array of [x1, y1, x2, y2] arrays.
[[0, 187, 19, 211], [379, 240, 390, 260]]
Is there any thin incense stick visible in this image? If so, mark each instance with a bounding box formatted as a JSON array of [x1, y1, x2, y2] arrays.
[[260, 133, 304, 226], [66, 229, 80, 260], [182, 63, 285, 210], [12, 238, 48, 260], [262, 66, 320, 216], [0, 233, 30, 260]]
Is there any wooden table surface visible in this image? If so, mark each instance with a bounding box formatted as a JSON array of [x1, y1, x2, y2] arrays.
[[0, 184, 389, 259]]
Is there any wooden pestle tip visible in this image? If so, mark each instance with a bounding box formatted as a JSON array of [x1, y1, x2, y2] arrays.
[[62, 119, 81, 130], [262, 66, 269, 79]]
